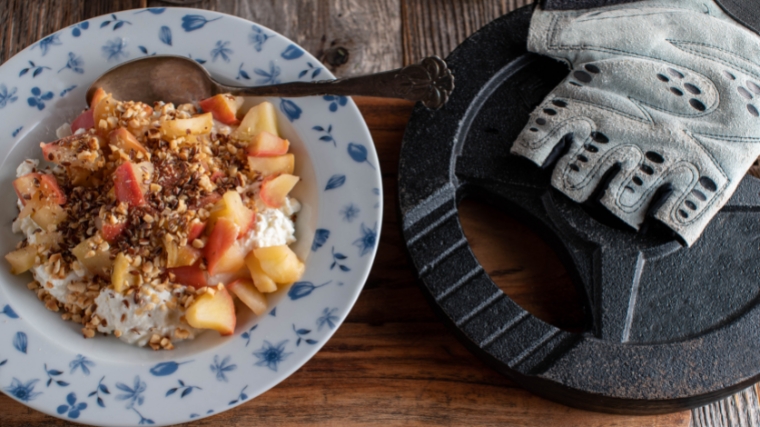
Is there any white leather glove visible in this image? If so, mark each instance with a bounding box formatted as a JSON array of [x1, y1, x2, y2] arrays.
[[511, 0, 760, 246]]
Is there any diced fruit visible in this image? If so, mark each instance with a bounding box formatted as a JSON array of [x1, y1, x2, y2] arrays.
[[111, 252, 130, 293], [227, 279, 268, 315], [41, 133, 104, 170], [71, 110, 94, 133], [101, 221, 127, 243], [89, 87, 107, 109], [93, 94, 118, 136], [185, 285, 236, 336], [109, 128, 148, 155], [210, 171, 225, 182], [260, 174, 299, 208], [199, 94, 243, 125], [207, 191, 254, 236], [34, 231, 62, 250], [31, 204, 67, 230], [114, 161, 147, 207], [187, 220, 206, 242], [71, 237, 112, 277], [246, 131, 289, 157], [205, 217, 240, 275], [14, 173, 66, 206], [160, 113, 213, 139], [244, 252, 277, 293], [210, 241, 246, 276], [17, 199, 41, 221], [248, 154, 294, 177], [231, 101, 278, 142], [253, 245, 305, 284], [5, 244, 38, 275], [168, 265, 208, 289], [166, 241, 202, 268], [178, 245, 202, 267]]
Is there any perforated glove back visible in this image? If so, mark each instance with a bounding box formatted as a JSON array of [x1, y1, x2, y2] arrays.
[[511, 0, 760, 246]]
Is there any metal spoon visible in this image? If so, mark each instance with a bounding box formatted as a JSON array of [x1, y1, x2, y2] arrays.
[[86, 55, 454, 110]]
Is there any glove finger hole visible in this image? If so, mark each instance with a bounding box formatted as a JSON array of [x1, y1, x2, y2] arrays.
[[645, 151, 665, 163]]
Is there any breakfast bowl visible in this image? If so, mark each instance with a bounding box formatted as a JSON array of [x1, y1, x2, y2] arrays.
[[0, 7, 381, 426]]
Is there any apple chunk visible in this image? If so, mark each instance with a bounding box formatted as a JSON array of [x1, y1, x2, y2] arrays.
[[31, 204, 67, 230], [168, 265, 208, 289], [187, 220, 206, 242], [248, 154, 294, 177], [5, 244, 38, 275], [114, 161, 148, 207], [231, 101, 279, 142], [227, 279, 267, 315], [199, 94, 243, 125], [111, 252, 134, 293], [109, 128, 148, 155], [246, 131, 289, 157], [71, 110, 94, 133], [253, 245, 305, 284], [207, 191, 254, 236], [205, 217, 244, 275], [245, 252, 277, 293], [185, 286, 236, 336], [260, 174, 299, 208], [100, 221, 127, 243], [160, 113, 213, 139], [71, 237, 112, 277], [14, 173, 66, 206]]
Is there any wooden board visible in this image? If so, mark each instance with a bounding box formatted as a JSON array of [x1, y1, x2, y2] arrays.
[[0, 0, 753, 425]]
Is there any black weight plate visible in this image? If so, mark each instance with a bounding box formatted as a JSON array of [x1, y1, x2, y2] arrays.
[[398, 5, 760, 414]]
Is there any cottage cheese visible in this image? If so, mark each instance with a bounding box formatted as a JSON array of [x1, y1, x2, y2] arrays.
[[95, 289, 198, 346]]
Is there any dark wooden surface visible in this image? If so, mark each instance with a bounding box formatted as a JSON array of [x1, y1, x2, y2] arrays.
[[0, 1, 755, 426]]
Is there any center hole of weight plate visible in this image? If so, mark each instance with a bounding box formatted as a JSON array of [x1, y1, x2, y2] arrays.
[[458, 198, 589, 333]]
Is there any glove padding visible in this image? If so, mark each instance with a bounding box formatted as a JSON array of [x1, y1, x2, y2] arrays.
[[512, 0, 760, 246]]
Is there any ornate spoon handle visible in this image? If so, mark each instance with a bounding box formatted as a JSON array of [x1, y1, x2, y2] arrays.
[[218, 56, 455, 109]]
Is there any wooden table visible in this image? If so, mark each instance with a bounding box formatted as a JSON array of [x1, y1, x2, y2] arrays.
[[0, 1, 758, 426]]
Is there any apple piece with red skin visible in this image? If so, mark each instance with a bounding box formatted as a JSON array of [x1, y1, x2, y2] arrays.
[[207, 191, 254, 237], [101, 221, 127, 243], [41, 133, 105, 171], [199, 94, 243, 125], [231, 101, 278, 142], [260, 174, 300, 208], [70, 88, 107, 133], [227, 278, 268, 315], [109, 128, 148, 155], [248, 154, 294, 177], [70, 110, 94, 133], [89, 88, 107, 109], [185, 285, 236, 336], [187, 220, 206, 242], [246, 131, 290, 157], [14, 173, 66, 206], [167, 265, 208, 289], [160, 112, 213, 139], [114, 161, 147, 207], [205, 217, 240, 275]]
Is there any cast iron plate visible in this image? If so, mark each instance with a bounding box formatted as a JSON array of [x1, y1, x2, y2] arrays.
[[398, 5, 760, 414]]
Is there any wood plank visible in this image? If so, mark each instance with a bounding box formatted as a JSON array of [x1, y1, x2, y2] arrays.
[[151, 0, 403, 76], [401, 0, 532, 65]]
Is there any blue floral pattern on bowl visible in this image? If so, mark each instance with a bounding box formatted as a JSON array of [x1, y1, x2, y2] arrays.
[[0, 7, 381, 426]]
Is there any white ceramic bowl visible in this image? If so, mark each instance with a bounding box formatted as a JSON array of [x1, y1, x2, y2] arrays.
[[0, 7, 381, 426]]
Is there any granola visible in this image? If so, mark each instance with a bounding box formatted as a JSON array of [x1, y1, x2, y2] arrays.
[[6, 91, 305, 349]]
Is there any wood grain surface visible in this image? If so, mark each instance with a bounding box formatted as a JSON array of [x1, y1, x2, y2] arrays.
[[0, 1, 753, 426]]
